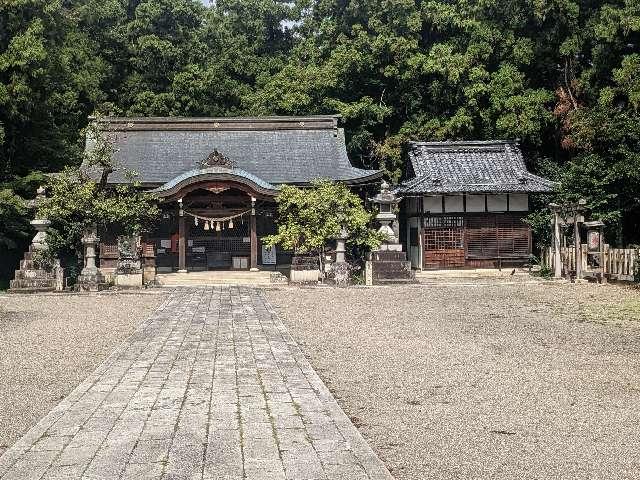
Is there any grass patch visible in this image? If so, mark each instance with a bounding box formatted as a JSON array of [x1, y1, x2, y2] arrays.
[[581, 298, 640, 324]]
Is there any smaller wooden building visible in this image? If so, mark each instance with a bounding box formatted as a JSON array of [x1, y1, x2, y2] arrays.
[[398, 140, 554, 270]]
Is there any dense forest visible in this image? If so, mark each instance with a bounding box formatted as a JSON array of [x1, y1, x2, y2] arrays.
[[1, 0, 639, 274]]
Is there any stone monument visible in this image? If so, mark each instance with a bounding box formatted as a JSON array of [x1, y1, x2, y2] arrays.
[[76, 223, 107, 291], [9, 187, 64, 293], [365, 181, 415, 286], [115, 235, 143, 287]]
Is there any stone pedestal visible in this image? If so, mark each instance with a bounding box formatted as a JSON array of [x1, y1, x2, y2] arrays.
[[365, 251, 415, 285], [9, 246, 63, 293]]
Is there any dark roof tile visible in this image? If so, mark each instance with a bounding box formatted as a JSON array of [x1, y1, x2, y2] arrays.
[[84, 116, 382, 186], [398, 140, 555, 194]]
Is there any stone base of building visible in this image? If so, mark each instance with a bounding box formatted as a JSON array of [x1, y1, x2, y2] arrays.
[[365, 251, 416, 286]]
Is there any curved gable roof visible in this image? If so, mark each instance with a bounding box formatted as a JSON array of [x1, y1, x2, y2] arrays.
[[85, 116, 381, 186]]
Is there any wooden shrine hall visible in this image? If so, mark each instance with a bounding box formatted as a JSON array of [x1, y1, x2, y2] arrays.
[[397, 140, 555, 270], [85, 116, 382, 274]]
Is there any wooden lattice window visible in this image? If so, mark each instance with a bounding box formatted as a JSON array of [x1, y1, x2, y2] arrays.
[[424, 215, 464, 229], [466, 214, 530, 259], [424, 228, 464, 250]]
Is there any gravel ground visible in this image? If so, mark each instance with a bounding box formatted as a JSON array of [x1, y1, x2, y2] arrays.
[[0, 292, 165, 457], [266, 282, 640, 480]]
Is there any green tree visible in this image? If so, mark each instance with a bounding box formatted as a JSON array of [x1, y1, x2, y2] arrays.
[[263, 180, 382, 271], [0, 188, 29, 251], [37, 167, 160, 272], [0, 0, 107, 180]]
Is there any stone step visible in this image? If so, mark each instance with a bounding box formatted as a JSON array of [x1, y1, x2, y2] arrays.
[[7, 286, 56, 294], [157, 279, 273, 286], [9, 278, 56, 290], [156, 272, 274, 286], [20, 259, 37, 270], [13, 269, 55, 280]]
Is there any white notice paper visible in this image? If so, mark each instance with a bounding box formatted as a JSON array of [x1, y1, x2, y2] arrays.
[[160, 239, 171, 248]]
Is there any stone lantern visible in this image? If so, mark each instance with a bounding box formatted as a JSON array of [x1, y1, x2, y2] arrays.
[[30, 186, 51, 251], [365, 181, 415, 285], [333, 226, 350, 286], [9, 186, 63, 292], [370, 180, 402, 251], [77, 223, 106, 291]]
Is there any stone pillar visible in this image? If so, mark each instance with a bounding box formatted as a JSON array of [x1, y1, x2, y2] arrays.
[[83, 231, 98, 273], [573, 199, 586, 280], [178, 199, 187, 273], [250, 196, 258, 271]]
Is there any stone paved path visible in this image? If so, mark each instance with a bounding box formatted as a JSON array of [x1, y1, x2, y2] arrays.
[[0, 287, 393, 480]]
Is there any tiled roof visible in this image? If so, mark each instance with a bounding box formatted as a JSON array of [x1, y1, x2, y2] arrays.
[[397, 140, 555, 194], [84, 116, 382, 186]]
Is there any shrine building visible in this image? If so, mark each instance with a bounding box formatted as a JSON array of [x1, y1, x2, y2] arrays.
[[398, 140, 555, 270], [86, 116, 382, 275]]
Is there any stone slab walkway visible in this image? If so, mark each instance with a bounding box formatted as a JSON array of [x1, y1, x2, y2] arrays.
[[0, 287, 393, 480]]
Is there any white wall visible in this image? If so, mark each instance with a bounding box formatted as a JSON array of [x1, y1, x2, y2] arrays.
[[509, 194, 529, 211], [466, 194, 485, 212], [444, 195, 464, 212], [417, 194, 529, 214], [487, 194, 508, 212], [423, 195, 443, 213]]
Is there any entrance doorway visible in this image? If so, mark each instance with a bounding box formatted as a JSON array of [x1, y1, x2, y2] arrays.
[[423, 215, 465, 269], [150, 186, 272, 272]]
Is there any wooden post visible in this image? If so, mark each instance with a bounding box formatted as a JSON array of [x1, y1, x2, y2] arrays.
[[250, 196, 258, 271], [549, 204, 563, 278], [573, 213, 582, 279], [553, 209, 562, 278], [178, 199, 187, 273]]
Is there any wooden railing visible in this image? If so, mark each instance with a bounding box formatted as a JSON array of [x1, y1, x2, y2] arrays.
[[542, 244, 638, 281]]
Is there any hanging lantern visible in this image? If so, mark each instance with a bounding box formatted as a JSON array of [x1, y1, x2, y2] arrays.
[[228, 218, 234, 229], [194, 217, 199, 227], [215, 221, 221, 232], [204, 221, 210, 231]]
